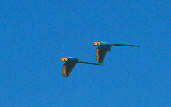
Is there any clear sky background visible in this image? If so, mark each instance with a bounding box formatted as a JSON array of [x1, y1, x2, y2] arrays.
[[0, 0, 171, 107]]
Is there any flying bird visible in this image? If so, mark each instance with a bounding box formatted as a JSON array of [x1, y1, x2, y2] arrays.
[[93, 41, 139, 63], [60, 57, 99, 77]]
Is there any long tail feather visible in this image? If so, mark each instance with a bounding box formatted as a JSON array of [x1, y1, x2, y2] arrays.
[[112, 44, 140, 47], [79, 61, 100, 65]]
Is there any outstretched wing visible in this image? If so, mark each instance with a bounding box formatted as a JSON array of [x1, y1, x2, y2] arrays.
[[62, 62, 77, 77], [96, 47, 108, 63]]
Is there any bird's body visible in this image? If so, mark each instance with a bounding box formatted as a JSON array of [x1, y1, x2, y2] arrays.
[[93, 41, 139, 63], [60, 57, 99, 77], [96, 45, 111, 63]]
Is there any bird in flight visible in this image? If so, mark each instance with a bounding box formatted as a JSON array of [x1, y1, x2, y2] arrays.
[[60, 57, 99, 77], [93, 41, 139, 64]]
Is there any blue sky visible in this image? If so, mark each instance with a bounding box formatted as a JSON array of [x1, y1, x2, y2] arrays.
[[0, 0, 171, 106]]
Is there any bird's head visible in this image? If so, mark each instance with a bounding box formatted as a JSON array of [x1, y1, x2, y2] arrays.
[[60, 57, 79, 63], [60, 58, 68, 62], [93, 42, 101, 46]]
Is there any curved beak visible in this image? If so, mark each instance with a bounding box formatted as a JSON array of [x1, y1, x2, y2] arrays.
[[60, 58, 68, 62], [93, 42, 100, 46]]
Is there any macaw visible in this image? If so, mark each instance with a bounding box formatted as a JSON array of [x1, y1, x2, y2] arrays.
[[93, 41, 139, 63], [60, 57, 99, 77]]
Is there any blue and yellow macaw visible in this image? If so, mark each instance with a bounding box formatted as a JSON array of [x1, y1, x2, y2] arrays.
[[93, 41, 139, 63], [60, 57, 99, 77]]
